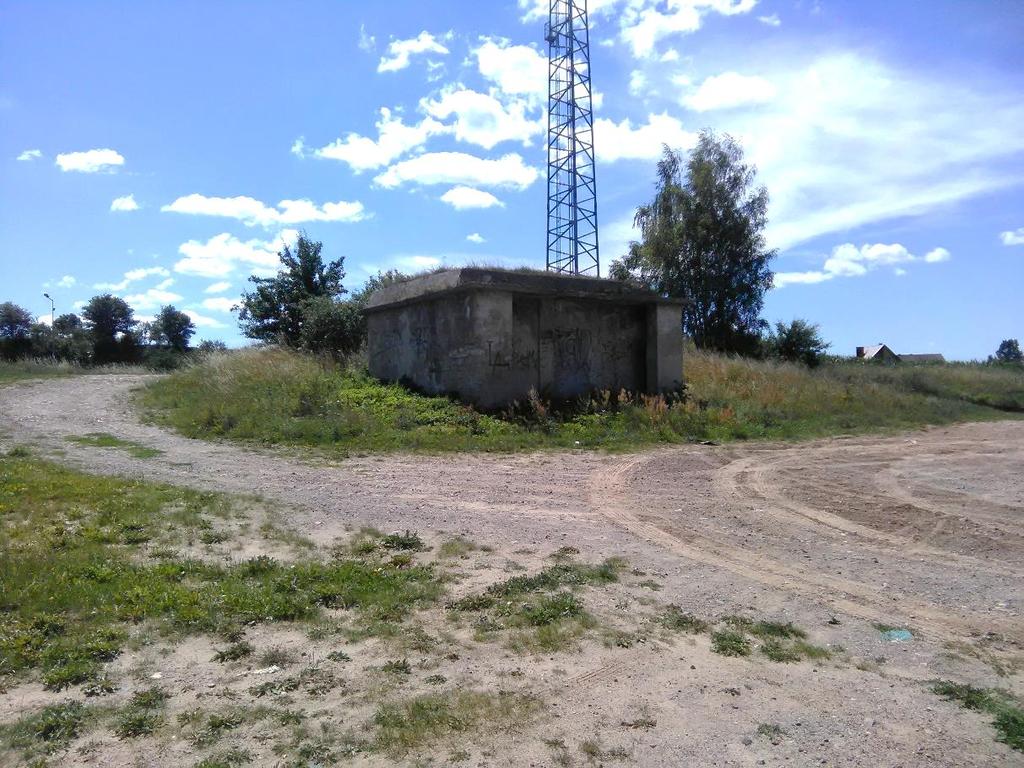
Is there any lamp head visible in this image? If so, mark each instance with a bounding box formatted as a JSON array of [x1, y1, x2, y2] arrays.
[[43, 292, 51, 300]]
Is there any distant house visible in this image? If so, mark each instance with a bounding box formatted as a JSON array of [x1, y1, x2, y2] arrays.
[[856, 344, 900, 362], [856, 344, 945, 363]]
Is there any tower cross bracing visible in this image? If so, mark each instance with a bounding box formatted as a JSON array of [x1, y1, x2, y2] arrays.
[[546, 0, 600, 276]]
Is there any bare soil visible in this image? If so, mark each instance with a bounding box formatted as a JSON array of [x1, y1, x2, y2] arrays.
[[1, 375, 1022, 767]]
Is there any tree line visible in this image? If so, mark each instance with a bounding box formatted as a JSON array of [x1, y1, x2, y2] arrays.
[[0, 295, 221, 368]]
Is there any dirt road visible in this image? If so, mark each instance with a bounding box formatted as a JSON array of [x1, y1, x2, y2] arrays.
[[2, 375, 1022, 766]]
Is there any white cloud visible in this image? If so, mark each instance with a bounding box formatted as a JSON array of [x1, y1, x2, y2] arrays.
[[473, 38, 548, 103], [57, 275, 76, 288], [660, 49, 680, 63], [759, 13, 781, 26], [1000, 228, 1024, 246], [466, 233, 486, 244], [375, 152, 540, 190], [421, 87, 543, 149], [174, 230, 298, 279], [775, 242, 951, 288], [94, 266, 170, 292], [162, 194, 367, 227], [521, 0, 756, 57], [55, 148, 125, 173], [310, 108, 446, 172], [183, 309, 227, 329], [620, 0, 758, 58], [629, 71, 648, 97], [378, 31, 450, 73], [17, 149, 42, 161], [440, 186, 505, 210], [124, 278, 184, 311], [685, 72, 777, 111], [697, 53, 1024, 250], [204, 281, 232, 294], [200, 297, 238, 313], [110, 194, 139, 212], [358, 24, 376, 53], [594, 113, 697, 162]]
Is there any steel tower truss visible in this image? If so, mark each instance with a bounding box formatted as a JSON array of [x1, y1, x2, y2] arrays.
[[546, 0, 599, 276]]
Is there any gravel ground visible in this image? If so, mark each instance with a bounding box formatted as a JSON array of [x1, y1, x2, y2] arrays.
[[1, 375, 1022, 767]]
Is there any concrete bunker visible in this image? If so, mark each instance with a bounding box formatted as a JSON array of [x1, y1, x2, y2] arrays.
[[365, 268, 684, 409]]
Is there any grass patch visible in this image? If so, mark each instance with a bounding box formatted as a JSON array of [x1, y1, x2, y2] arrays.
[[372, 690, 539, 754], [0, 700, 87, 755], [438, 536, 480, 559], [139, 347, 1024, 454], [67, 432, 162, 459], [484, 559, 623, 598], [711, 630, 752, 657], [932, 681, 1024, 752], [0, 457, 443, 691], [114, 687, 169, 739], [448, 560, 620, 653], [659, 605, 709, 634]]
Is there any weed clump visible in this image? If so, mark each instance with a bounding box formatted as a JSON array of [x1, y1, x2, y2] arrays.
[[711, 630, 752, 657], [932, 681, 1024, 752], [373, 691, 539, 754]]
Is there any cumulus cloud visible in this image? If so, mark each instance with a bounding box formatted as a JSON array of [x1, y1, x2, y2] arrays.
[[110, 194, 139, 212], [182, 309, 227, 329], [200, 297, 237, 313], [162, 194, 367, 227], [94, 266, 171, 292], [123, 278, 184, 311], [308, 108, 446, 172], [1000, 228, 1024, 246], [421, 87, 543, 149], [17, 149, 42, 161], [378, 31, 451, 73], [594, 113, 697, 162], [204, 281, 232, 294], [374, 152, 539, 190], [684, 72, 777, 111], [55, 148, 125, 173], [57, 275, 76, 288], [473, 38, 548, 103], [174, 230, 298, 279], [525, 0, 756, 58], [775, 242, 952, 288], [466, 233, 486, 244], [759, 13, 781, 26], [440, 186, 505, 210]]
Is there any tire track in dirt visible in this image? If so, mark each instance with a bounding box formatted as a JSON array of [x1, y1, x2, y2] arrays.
[[589, 446, 1023, 644]]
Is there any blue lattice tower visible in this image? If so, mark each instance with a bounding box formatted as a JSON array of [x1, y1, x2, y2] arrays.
[[546, 0, 600, 276]]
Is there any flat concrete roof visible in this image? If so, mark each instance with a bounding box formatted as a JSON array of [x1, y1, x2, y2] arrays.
[[365, 267, 686, 313]]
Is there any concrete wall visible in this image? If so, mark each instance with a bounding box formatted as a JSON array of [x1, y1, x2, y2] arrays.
[[366, 269, 684, 409]]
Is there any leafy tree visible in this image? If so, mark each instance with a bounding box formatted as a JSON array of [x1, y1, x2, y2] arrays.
[[610, 131, 776, 353], [196, 339, 228, 354], [0, 302, 33, 339], [53, 313, 82, 335], [995, 338, 1023, 364], [298, 296, 366, 358], [151, 305, 196, 352], [82, 294, 139, 363], [0, 302, 34, 360], [238, 234, 347, 346], [766, 319, 830, 367]]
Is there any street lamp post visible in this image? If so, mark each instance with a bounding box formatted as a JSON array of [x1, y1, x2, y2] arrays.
[[42, 293, 55, 326]]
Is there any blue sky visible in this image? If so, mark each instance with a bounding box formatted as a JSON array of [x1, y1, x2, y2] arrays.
[[2, 0, 1022, 359]]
